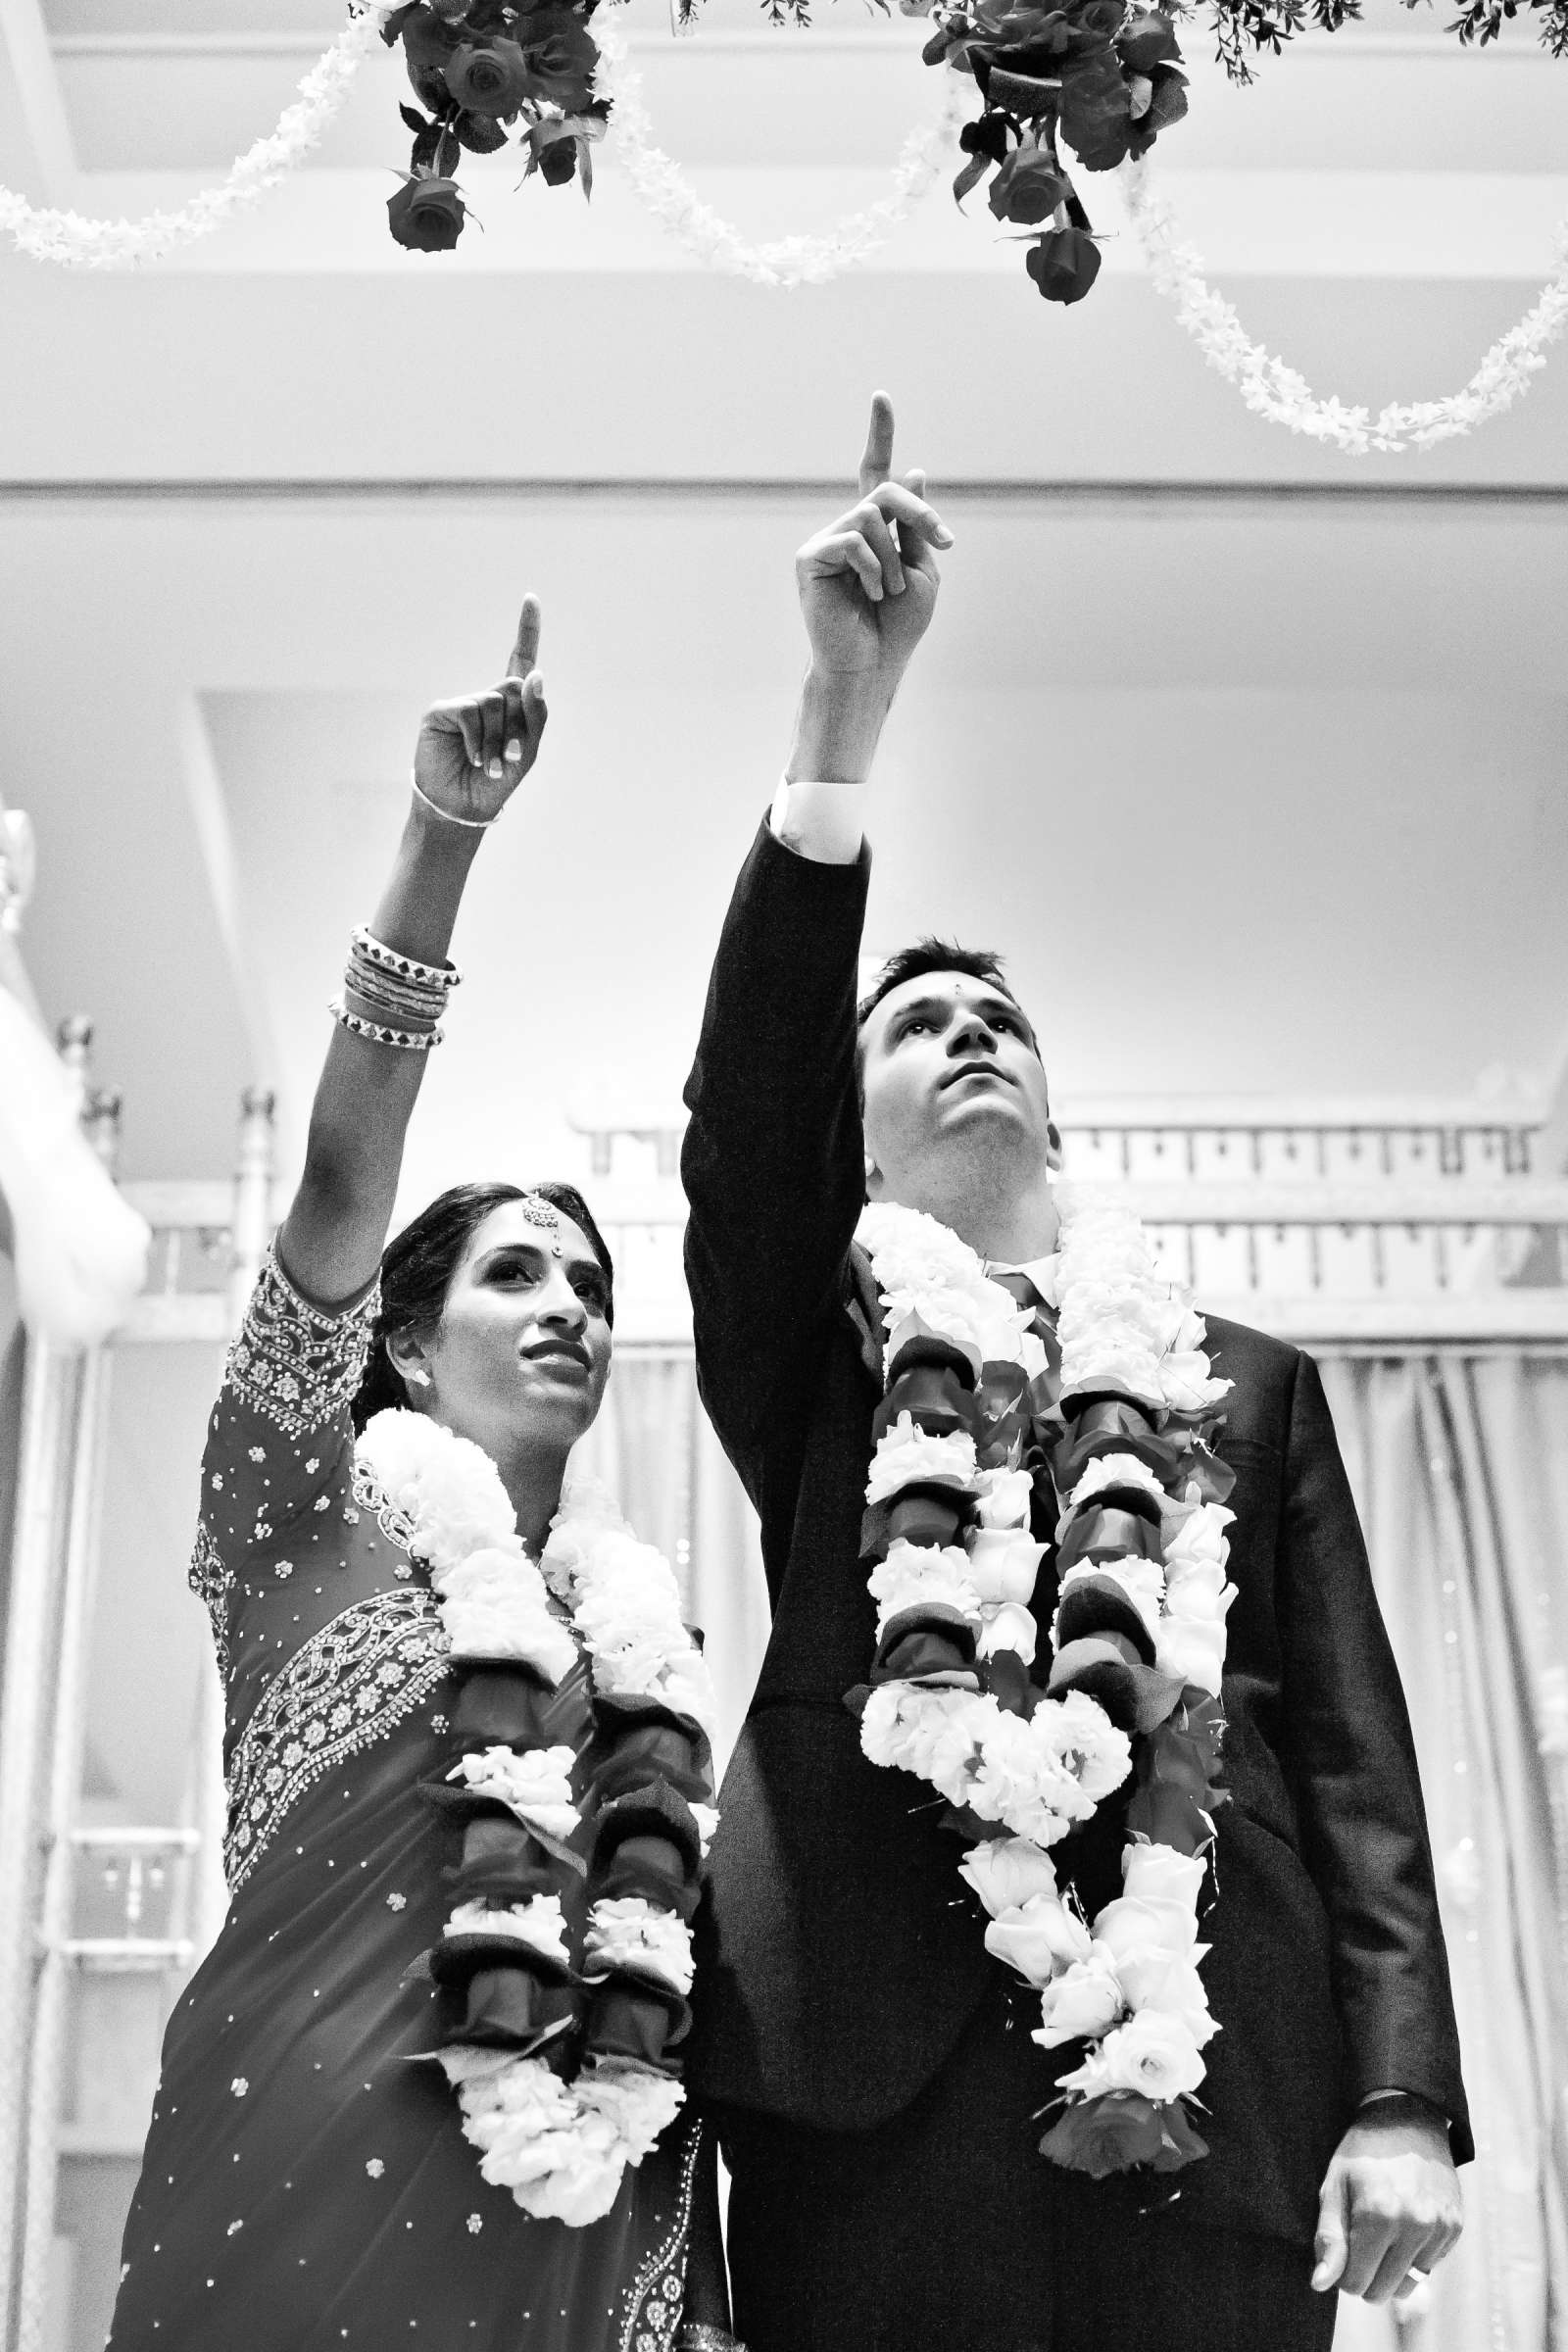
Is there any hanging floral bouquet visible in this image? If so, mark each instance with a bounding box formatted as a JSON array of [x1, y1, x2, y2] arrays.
[[913, 0, 1187, 304], [852, 1198, 1239, 2179], [379, 0, 609, 249]]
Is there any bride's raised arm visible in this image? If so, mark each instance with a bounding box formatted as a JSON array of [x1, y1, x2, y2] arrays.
[[277, 596, 547, 1306]]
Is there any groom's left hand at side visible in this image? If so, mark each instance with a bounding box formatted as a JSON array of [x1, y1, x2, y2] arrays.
[[1311, 2095, 1463, 2305]]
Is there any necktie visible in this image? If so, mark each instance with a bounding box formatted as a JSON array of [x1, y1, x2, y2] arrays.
[[985, 1269, 1063, 1630]]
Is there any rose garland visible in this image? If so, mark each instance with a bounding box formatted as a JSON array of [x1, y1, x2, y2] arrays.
[[854, 1195, 1238, 2178], [0, 7, 380, 270], [1121, 158, 1568, 456], [355, 1407, 717, 2227]]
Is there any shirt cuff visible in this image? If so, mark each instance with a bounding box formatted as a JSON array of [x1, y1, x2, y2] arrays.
[[767, 776, 868, 867], [1359, 2087, 1450, 2127]]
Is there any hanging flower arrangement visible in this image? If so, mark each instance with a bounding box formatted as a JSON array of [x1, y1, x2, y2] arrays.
[[379, 0, 610, 249], [916, 0, 1188, 304]]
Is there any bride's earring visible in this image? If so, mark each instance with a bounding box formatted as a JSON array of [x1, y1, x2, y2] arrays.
[[406, 1368, 431, 1390]]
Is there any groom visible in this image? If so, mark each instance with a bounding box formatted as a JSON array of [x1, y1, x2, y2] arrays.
[[681, 397, 1470, 2352]]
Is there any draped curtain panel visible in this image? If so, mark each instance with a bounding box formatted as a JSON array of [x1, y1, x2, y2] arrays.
[[576, 1347, 1568, 2349], [1320, 1353, 1568, 2352], [569, 1350, 771, 1772]]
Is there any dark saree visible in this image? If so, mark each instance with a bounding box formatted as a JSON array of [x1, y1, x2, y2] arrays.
[[108, 1250, 697, 2352]]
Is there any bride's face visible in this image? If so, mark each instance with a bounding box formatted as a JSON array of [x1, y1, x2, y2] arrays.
[[401, 1200, 613, 1457]]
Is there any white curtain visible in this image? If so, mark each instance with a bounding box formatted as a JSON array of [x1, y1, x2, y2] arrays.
[[1320, 1352, 1568, 2352]]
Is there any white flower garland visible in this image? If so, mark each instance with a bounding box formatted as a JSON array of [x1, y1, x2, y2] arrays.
[[1122, 156, 1568, 456], [857, 1195, 1236, 2152], [0, 6, 380, 270], [355, 1406, 717, 2228], [590, 3, 967, 289]]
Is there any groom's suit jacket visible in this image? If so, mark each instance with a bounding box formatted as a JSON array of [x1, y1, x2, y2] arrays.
[[681, 820, 1471, 2245]]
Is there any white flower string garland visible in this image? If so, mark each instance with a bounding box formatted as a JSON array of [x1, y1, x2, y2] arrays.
[[0, 6, 381, 270], [355, 1407, 718, 2229], [855, 1195, 1237, 2177], [589, 2, 967, 290], [1120, 156, 1568, 456]]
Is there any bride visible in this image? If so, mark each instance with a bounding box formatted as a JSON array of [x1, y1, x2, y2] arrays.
[[108, 600, 732, 2352]]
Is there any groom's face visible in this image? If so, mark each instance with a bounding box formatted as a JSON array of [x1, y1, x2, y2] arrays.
[[858, 971, 1059, 1197]]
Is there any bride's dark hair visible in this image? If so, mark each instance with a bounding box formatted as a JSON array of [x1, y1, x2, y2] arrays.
[[350, 1180, 614, 1432]]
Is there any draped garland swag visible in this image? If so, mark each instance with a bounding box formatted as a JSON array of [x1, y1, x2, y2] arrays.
[[0, 0, 1563, 445]]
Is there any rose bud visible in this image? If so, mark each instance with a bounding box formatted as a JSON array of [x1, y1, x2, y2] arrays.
[[444, 37, 532, 118], [539, 136, 578, 186], [515, 11, 600, 110], [1115, 7, 1182, 69], [387, 174, 466, 252], [1026, 225, 1102, 304]]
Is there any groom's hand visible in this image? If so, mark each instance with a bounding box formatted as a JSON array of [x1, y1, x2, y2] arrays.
[[787, 392, 952, 784], [1311, 2103, 1462, 2304], [797, 392, 951, 682]]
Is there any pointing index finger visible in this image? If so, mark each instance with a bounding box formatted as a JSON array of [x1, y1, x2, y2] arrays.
[[507, 593, 543, 682], [858, 391, 895, 498]]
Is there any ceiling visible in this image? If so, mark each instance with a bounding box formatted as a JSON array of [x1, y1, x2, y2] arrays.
[[0, 0, 1564, 1203]]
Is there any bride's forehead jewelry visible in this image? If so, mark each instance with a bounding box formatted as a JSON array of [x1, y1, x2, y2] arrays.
[[520, 1193, 564, 1258]]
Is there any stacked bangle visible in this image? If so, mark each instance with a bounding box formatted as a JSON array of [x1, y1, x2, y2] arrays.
[[329, 997, 444, 1053], [331, 925, 463, 1052]]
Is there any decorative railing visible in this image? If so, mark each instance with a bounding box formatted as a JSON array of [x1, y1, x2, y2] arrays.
[[559, 1095, 1568, 1341], [63, 1829, 200, 1973]]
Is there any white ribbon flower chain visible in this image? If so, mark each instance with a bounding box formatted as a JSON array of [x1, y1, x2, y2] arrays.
[[355, 1407, 717, 2228], [0, 0, 1559, 450], [856, 1195, 1236, 2161]]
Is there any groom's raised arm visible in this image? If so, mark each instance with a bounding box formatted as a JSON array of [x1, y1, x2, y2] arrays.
[[681, 397, 953, 1488]]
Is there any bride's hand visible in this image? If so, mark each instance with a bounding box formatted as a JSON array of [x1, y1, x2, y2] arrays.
[[413, 594, 548, 824]]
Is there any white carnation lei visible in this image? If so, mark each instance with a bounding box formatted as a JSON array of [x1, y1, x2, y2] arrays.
[[857, 1195, 1234, 2147], [354, 1409, 716, 2227]]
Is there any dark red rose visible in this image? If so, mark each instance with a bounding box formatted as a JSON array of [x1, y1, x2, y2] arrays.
[[1128, 62, 1189, 158], [514, 9, 600, 108], [959, 111, 1010, 164], [538, 134, 578, 184], [1057, 46, 1132, 170], [387, 173, 467, 252], [1115, 7, 1182, 68], [1040, 2092, 1168, 2178], [402, 6, 463, 111], [988, 145, 1070, 222], [444, 36, 532, 116], [1025, 223, 1102, 302]]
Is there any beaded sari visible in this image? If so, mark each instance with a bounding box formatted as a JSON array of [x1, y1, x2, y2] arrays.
[[108, 1250, 698, 2352]]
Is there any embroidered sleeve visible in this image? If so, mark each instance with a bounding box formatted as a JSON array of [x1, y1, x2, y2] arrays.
[[190, 1246, 382, 1679], [224, 1245, 379, 1440]]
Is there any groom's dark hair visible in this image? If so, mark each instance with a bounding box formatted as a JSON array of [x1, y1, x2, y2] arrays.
[[857, 938, 1038, 1054]]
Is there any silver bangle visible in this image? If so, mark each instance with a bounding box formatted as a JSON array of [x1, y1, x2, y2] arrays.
[[350, 926, 462, 993], [328, 997, 442, 1053], [411, 775, 496, 831]]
